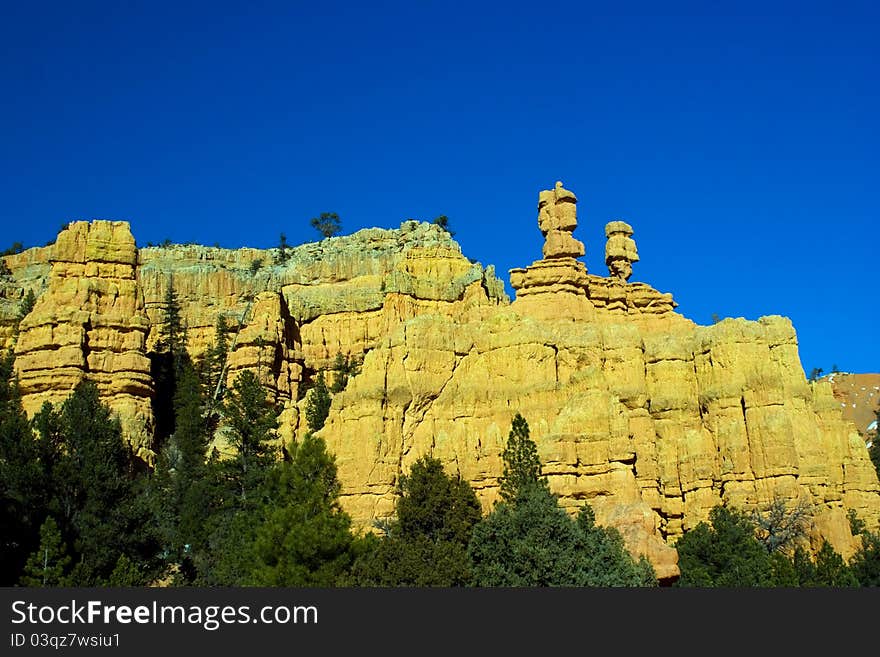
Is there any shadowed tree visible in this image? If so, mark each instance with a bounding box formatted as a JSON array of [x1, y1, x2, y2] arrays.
[[351, 456, 482, 586], [0, 353, 53, 584], [193, 370, 280, 585], [19, 517, 71, 587], [674, 506, 777, 587], [34, 381, 160, 585], [221, 370, 279, 502], [251, 433, 355, 586], [305, 371, 332, 433]]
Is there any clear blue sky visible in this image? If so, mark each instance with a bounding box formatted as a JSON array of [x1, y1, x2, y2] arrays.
[[1, 1, 877, 374]]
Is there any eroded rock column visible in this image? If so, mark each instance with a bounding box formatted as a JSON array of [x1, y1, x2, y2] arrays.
[[14, 221, 154, 461]]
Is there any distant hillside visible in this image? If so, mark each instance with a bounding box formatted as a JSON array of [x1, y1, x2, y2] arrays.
[[823, 372, 880, 440]]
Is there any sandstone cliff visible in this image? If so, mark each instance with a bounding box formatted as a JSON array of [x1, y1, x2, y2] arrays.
[[2, 184, 878, 582], [310, 183, 880, 581], [10, 222, 154, 461]]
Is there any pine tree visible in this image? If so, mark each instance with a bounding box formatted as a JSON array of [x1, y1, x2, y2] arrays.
[[200, 314, 230, 404], [157, 277, 186, 358], [43, 381, 159, 585], [674, 506, 777, 587], [0, 352, 52, 584], [221, 370, 279, 502], [166, 359, 211, 576], [18, 288, 36, 320], [276, 233, 290, 263], [185, 371, 280, 585], [352, 456, 482, 586], [305, 371, 332, 433], [251, 433, 355, 586], [468, 484, 655, 586], [499, 413, 548, 504], [850, 530, 880, 586], [432, 215, 455, 236], [811, 541, 858, 586], [330, 353, 347, 393], [19, 517, 71, 587]]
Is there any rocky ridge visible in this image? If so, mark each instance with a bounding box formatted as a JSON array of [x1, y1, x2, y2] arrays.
[[1, 184, 878, 582]]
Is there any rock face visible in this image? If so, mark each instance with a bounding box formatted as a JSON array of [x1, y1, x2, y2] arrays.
[[3, 220, 507, 461], [11, 222, 154, 461], [311, 183, 880, 582], [137, 221, 508, 373], [2, 186, 878, 582]]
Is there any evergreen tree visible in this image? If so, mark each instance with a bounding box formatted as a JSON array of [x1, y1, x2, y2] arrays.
[[197, 510, 259, 585], [150, 358, 212, 582], [41, 381, 159, 585], [18, 288, 36, 320], [352, 456, 482, 586], [468, 413, 654, 587], [19, 517, 71, 587], [221, 370, 279, 502], [189, 370, 279, 584], [850, 530, 880, 586], [811, 541, 858, 586], [674, 506, 777, 587], [499, 413, 548, 504], [156, 277, 187, 360], [330, 352, 360, 393], [199, 314, 230, 404], [251, 433, 355, 586], [305, 371, 332, 433], [107, 554, 142, 586], [0, 353, 52, 584], [432, 215, 455, 236], [574, 505, 657, 586], [276, 233, 290, 263], [151, 277, 189, 443], [468, 484, 655, 586]]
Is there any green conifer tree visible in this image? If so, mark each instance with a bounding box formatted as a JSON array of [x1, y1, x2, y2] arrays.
[[305, 371, 332, 433], [468, 484, 654, 586], [674, 506, 777, 587], [43, 381, 160, 585], [0, 353, 53, 584], [499, 413, 548, 504], [19, 517, 71, 587], [221, 370, 279, 502], [251, 433, 355, 586], [352, 456, 482, 586], [157, 277, 187, 360]]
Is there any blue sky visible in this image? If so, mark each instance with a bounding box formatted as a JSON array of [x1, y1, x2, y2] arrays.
[[1, 1, 877, 374]]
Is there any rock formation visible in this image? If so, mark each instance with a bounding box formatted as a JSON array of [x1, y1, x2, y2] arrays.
[[2, 185, 878, 582], [11, 222, 154, 461], [539, 181, 585, 259], [311, 183, 879, 582], [510, 182, 678, 321], [605, 220, 639, 282]]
